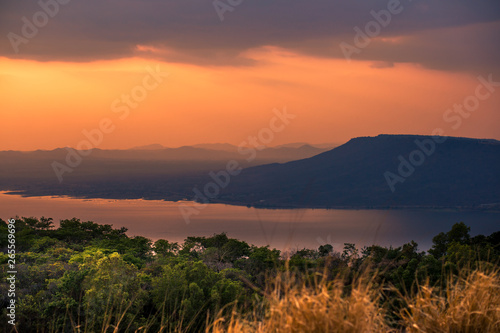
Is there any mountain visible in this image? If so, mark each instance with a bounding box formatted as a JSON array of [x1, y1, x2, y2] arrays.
[[129, 142, 337, 152], [130, 144, 166, 150], [6, 135, 496, 209], [274, 142, 340, 149], [310, 142, 342, 149], [273, 142, 312, 148], [218, 135, 500, 209], [190, 143, 239, 151], [0, 145, 328, 200], [0, 145, 327, 163]]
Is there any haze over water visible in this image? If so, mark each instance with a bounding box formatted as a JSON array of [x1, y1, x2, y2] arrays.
[[2, 192, 498, 252]]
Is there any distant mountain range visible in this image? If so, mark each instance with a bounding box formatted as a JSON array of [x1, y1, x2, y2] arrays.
[[130, 142, 339, 151], [0, 144, 329, 162], [0, 144, 330, 201], [217, 135, 500, 209], [130, 143, 166, 150], [1, 135, 498, 209]]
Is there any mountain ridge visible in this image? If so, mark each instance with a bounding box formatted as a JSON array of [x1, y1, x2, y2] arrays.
[[216, 134, 500, 209]]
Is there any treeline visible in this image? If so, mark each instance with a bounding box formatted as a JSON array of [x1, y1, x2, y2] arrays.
[[0, 217, 499, 332]]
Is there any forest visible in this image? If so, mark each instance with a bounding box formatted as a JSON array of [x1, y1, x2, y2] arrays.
[[1, 217, 499, 332]]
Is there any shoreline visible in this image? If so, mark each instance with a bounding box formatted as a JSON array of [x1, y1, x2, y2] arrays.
[[2, 190, 499, 213]]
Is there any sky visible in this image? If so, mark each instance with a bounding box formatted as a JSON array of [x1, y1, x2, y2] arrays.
[[1, 0, 499, 150]]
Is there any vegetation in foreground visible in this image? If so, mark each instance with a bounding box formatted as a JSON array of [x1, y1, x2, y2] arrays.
[[0, 217, 499, 332]]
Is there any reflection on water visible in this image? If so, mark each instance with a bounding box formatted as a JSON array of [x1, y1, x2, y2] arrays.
[[1, 192, 499, 252]]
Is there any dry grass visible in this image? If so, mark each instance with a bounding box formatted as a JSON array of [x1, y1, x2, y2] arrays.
[[210, 271, 390, 333], [401, 269, 500, 333], [210, 268, 500, 333], [59, 267, 500, 332]]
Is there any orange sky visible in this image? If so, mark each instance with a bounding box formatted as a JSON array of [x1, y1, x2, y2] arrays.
[[1, 46, 499, 151]]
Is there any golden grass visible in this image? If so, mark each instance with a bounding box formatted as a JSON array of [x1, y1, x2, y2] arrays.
[[58, 266, 500, 332], [210, 272, 390, 333], [401, 269, 500, 333], [210, 269, 500, 333]]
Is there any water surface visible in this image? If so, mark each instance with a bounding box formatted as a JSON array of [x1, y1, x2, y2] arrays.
[[1, 192, 498, 252]]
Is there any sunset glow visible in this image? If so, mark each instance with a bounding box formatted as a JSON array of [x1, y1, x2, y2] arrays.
[[1, 1, 499, 151], [2, 50, 499, 151]]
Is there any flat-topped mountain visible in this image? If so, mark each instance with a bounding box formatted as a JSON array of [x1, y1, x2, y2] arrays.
[[218, 135, 500, 209]]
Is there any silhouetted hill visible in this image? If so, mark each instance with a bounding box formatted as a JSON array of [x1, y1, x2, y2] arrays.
[[0, 145, 328, 200], [190, 143, 239, 151], [130, 144, 166, 150], [218, 135, 500, 209], [274, 142, 340, 149]]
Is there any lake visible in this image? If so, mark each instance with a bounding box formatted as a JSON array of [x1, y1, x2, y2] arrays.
[[1, 191, 499, 252]]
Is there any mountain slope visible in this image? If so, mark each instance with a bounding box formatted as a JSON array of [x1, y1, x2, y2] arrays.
[[219, 135, 500, 208], [130, 144, 166, 150], [0, 145, 327, 200]]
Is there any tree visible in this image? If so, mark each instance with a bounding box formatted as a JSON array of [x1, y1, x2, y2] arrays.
[[318, 244, 334, 257], [429, 222, 471, 259], [79, 251, 146, 332], [342, 243, 359, 261], [151, 261, 244, 332], [154, 239, 180, 257]]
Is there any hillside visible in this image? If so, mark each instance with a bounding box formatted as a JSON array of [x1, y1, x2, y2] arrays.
[[0, 145, 327, 200], [218, 135, 500, 209]]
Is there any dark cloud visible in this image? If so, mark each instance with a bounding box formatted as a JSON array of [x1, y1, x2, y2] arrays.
[[1, 0, 499, 72]]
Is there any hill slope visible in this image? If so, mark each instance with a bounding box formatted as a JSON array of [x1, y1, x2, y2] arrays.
[[0, 145, 327, 200], [218, 135, 500, 208]]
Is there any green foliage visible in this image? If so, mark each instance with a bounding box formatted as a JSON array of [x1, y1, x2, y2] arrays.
[[429, 222, 471, 259], [151, 261, 244, 332], [79, 251, 147, 331], [56, 218, 128, 244], [318, 244, 334, 257], [154, 239, 180, 257], [1, 218, 498, 332]]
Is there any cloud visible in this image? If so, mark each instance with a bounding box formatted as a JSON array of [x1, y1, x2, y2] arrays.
[[355, 20, 500, 74], [1, 0, 499, 73]]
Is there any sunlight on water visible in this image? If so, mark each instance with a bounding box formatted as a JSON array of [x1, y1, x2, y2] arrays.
[[1, 191, 498, 252]]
